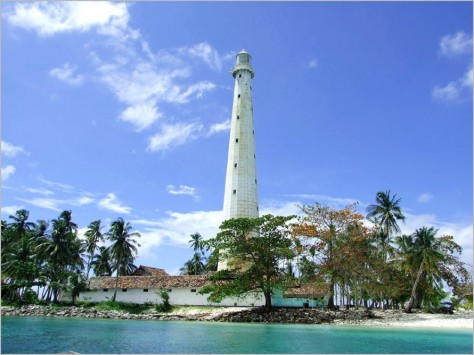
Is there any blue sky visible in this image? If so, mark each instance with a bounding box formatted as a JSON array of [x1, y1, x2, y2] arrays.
[[2, 1, 472, 274]]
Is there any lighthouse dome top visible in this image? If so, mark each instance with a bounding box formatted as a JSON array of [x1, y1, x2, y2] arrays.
[[233, 49, 254, 78]]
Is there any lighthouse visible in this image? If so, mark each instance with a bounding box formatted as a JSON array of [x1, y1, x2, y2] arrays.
[[218, 50, 259, 271]]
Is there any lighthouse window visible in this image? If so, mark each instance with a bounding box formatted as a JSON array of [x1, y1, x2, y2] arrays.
[[237, 115, 239, 120], [239, 74, 242, 78], [233, 190, 236, 194], [255, 179, 257, 184], [236, 138, 239, 143], [254, 154, 256, 158], [238, 94, 241, 98], [234, 163, 237, 168]]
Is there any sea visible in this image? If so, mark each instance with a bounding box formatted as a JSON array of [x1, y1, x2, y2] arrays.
[[1, 316, 472, 354]]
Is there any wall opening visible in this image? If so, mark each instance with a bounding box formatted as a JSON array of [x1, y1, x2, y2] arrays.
[[122, 289, 127, 292]]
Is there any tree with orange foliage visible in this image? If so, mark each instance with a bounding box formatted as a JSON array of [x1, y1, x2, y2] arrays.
[[293, 203, 374, 309]]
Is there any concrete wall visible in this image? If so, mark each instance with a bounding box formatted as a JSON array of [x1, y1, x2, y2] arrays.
[[78, 287, 265, 307]]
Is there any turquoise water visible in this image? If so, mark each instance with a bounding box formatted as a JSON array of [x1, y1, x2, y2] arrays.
[[2, 316, 472, 354]]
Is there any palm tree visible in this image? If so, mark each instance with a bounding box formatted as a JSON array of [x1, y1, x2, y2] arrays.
[[179, 260, 194, 275], [366, 190, 405, 259], [58, 210, 78, 234], [91, 246, 113, 276], [36, 217, 83, 302], [8, 209, 35, 241], [189, 232, 204, 275], [106, 218, 141, 301], [403, 227, 446, 313], [83, 220, 104, 279], [189, 232, 203, 253]]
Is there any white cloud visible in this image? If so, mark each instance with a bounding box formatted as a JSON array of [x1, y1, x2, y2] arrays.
[[97, 193, 132, 215], [26, 187, 55, 196], [417, 192, 433, 203], [147, 122, 203, 152], [184, 42, 223, 71], [50, 63, 83, 86], [432, 82, 461, 101], [439, 32, 472, 57], [16, 197, 63, 211], [166, 184, 197, 197], [38, 177, 75, 193], [1, 205, 25, 216], [98, 56, 215, 132], [1, 141, 27, 158], [207, 119, 231, 136], [432, 66, 473, 101], [132, 210, 223, 261], [119, 102, 163, 131], [166, 81, 216, 104], [76, 196, 96, 205], [2, 165, 16, 181], [5, 2, 129, 37], [461, 66, 473, 88], [308, 59, 318, 69]]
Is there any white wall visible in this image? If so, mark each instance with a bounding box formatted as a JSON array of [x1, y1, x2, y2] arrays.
[[79, 287, 265, 307]]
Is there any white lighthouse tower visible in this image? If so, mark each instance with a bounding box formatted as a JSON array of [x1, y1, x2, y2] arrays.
[[218, 50, 259, 271]]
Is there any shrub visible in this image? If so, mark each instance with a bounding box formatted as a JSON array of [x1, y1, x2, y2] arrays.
[[156, 288, 172, 312]]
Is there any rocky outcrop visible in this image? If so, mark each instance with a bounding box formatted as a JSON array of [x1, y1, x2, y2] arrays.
[[1, 305, 378, 325], [212, 307, 377, 324]]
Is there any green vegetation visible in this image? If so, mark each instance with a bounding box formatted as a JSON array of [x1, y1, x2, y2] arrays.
[[1, 209, 140, 305], [155, 288, 172, 312], [199, 215, 296, 310], [180, 232, 217, 275], [2, 190, 471, 314], [200, 192, 471, 313]]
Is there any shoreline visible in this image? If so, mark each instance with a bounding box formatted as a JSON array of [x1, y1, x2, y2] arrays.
[[2, 305, 472, 329]]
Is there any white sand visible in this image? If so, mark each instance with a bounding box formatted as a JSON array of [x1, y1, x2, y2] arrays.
[[170, 306, 473, 329], [340, 309, 473, 329]]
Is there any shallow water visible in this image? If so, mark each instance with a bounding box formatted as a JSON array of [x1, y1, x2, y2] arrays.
[[2, 316, 472, 354]]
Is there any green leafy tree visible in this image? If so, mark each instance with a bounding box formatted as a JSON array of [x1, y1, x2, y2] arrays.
[[366, 190, 405, 260], [200, 215, 295, 310], [68, 272, 87, 306], [106, 218, 141, 301], [83, 220, 104, 279], [402, 227, 457, 313], [91, 246, 113, 276], [8, 209, 35, 241], [36, 211, 83, 302]]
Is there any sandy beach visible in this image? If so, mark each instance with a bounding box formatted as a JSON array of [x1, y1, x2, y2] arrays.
[[171, 306, 473, 329], [345, 309, 473, 329]]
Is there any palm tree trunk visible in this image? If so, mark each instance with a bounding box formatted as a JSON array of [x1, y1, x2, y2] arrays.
[[86, 254, 93, 280], [404, 259, 424, 313], [112, 262, 120, 302]]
